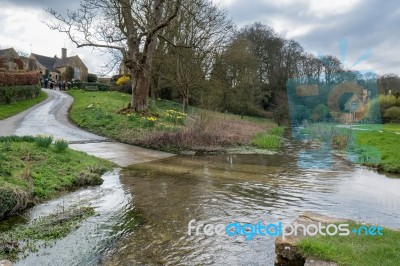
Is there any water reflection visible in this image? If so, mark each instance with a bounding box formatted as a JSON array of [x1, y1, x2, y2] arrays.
[[104, 154, 400, 265]]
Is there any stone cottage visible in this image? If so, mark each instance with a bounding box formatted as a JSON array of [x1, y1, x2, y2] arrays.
[[0, 48, 26, 71], [28, 48, 88, 82]]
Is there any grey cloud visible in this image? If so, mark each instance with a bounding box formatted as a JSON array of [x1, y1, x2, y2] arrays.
[[224, 0, 400, 75], [3, 0, 81, 13]]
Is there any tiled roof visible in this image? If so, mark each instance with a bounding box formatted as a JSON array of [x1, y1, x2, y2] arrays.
[[31, 53, 60, 72], [53, 56, 75, 68], [0, 48, 17, 57]]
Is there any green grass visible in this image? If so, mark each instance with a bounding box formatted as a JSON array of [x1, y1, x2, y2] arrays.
[[251, 133, 281, 149], [0, 91, 47, 120], [0, 136, 115, 219], [299, 122, 400, 173], [67, 90, 275, 152], [251, 126, 285, 149], [298, 222, 400, 265], [68, 90, 188, 141], [355, 127, 400, 173], [251, 126, 285, 150]]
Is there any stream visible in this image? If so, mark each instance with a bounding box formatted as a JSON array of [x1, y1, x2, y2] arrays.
[[2, 145, 400, 265]]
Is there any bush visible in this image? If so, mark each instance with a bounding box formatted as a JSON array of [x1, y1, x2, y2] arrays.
[[35, 135, 53, 148], [87, 73, 98, 83], [116, 76, 131, 86], [110, 80, 132, 94], [72, 81, 109, 91], [312, 104, 330, 122], [379, 94, 397, 110], [0, 85, 41, 104], [0, 71, 40, 86], [383, 106, 400, 122], [273, 104, 290, 126], [54, 139, 69, 153]]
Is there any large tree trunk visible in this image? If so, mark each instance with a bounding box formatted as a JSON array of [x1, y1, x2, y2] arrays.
[[132, 69, 149, 112]]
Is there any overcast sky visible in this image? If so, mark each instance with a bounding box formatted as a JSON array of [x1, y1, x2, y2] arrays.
[[1, 0, 399, 76]]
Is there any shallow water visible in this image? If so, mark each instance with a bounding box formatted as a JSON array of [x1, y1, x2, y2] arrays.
[[13, 169, 132, 266], [103, 152, 400, 265], [3, 147, 400, 265]]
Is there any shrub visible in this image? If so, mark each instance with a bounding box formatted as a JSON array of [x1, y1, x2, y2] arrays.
[[0, 71, 40, 86], [87, 73, 98, 83], [332, 134, 351, 150], [0, 85, 41, 104], [54, 139, 69, 153], [72, 81, 109, 91], [35, 135, 53, 148], [273, 104, 290, 126], [116, 76, 131, 86], [379, 94, 397, 110], [383, 106, 400, 122], [312, 104, 330, 122]]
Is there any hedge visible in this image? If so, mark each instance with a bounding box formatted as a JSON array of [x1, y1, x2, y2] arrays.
[[72, 81, 110, 91], [0, 85, 41, 104], [0, 71, 41, 86]]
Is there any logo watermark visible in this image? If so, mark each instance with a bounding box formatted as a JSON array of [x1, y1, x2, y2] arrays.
[[286, 39, 382, 169], [188, 220, 384, 241]]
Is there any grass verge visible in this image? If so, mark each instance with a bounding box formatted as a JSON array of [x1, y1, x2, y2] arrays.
[[298, 222, 400, 265], [251, 126, 285, 149], [67, 90, 276, 152], [299, 123, 400, 174], [0, 91, 47, 120], [0, 207, 95, 261], [355, 125, 400, 173], [0, 135, 115, 220]]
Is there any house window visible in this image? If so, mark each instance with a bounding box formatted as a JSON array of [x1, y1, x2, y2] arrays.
[[351, 101, 359, 112], [74, 67, 81, 80]]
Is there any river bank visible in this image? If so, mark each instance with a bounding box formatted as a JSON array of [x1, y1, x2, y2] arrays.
[[275, 212, 400, 265], [0, 135, 115, 221], [67, 90, 277, 153]]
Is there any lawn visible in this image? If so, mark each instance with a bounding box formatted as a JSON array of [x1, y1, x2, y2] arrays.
[[67, 90, 276, 152], [0, 91, 47, 120], [355, 125, 400, 173], [298, 222, 400, 265], [0, 135, 115, 220]]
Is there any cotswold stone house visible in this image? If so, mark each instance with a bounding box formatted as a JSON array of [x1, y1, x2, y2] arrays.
[[0, 48, 26, 71], [29, 48, 88, 82]]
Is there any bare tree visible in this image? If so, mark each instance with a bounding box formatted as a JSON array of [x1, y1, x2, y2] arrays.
[[46, 0, 181, 111], [152, 0, 233, 112]]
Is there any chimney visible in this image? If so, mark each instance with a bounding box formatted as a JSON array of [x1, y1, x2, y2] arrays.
[[62, 48, 67, 59]]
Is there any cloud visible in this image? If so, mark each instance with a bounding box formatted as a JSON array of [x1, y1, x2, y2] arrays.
[[0, 2, 111, 75], [2, 0, 81, 12], [1, 0, 399, 76], [221, 0, 400, 75]]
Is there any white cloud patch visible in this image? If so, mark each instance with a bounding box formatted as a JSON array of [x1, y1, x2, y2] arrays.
[[0, 3, 114, 75]]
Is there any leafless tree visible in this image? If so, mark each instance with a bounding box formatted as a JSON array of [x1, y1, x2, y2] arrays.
[[46, 0, 181, 111]]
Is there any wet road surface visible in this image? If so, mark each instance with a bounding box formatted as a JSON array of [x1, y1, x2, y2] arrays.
[[0, 89, 173, 166]]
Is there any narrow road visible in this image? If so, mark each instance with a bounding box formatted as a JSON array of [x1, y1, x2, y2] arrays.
[[0, 89, 173, 166]]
